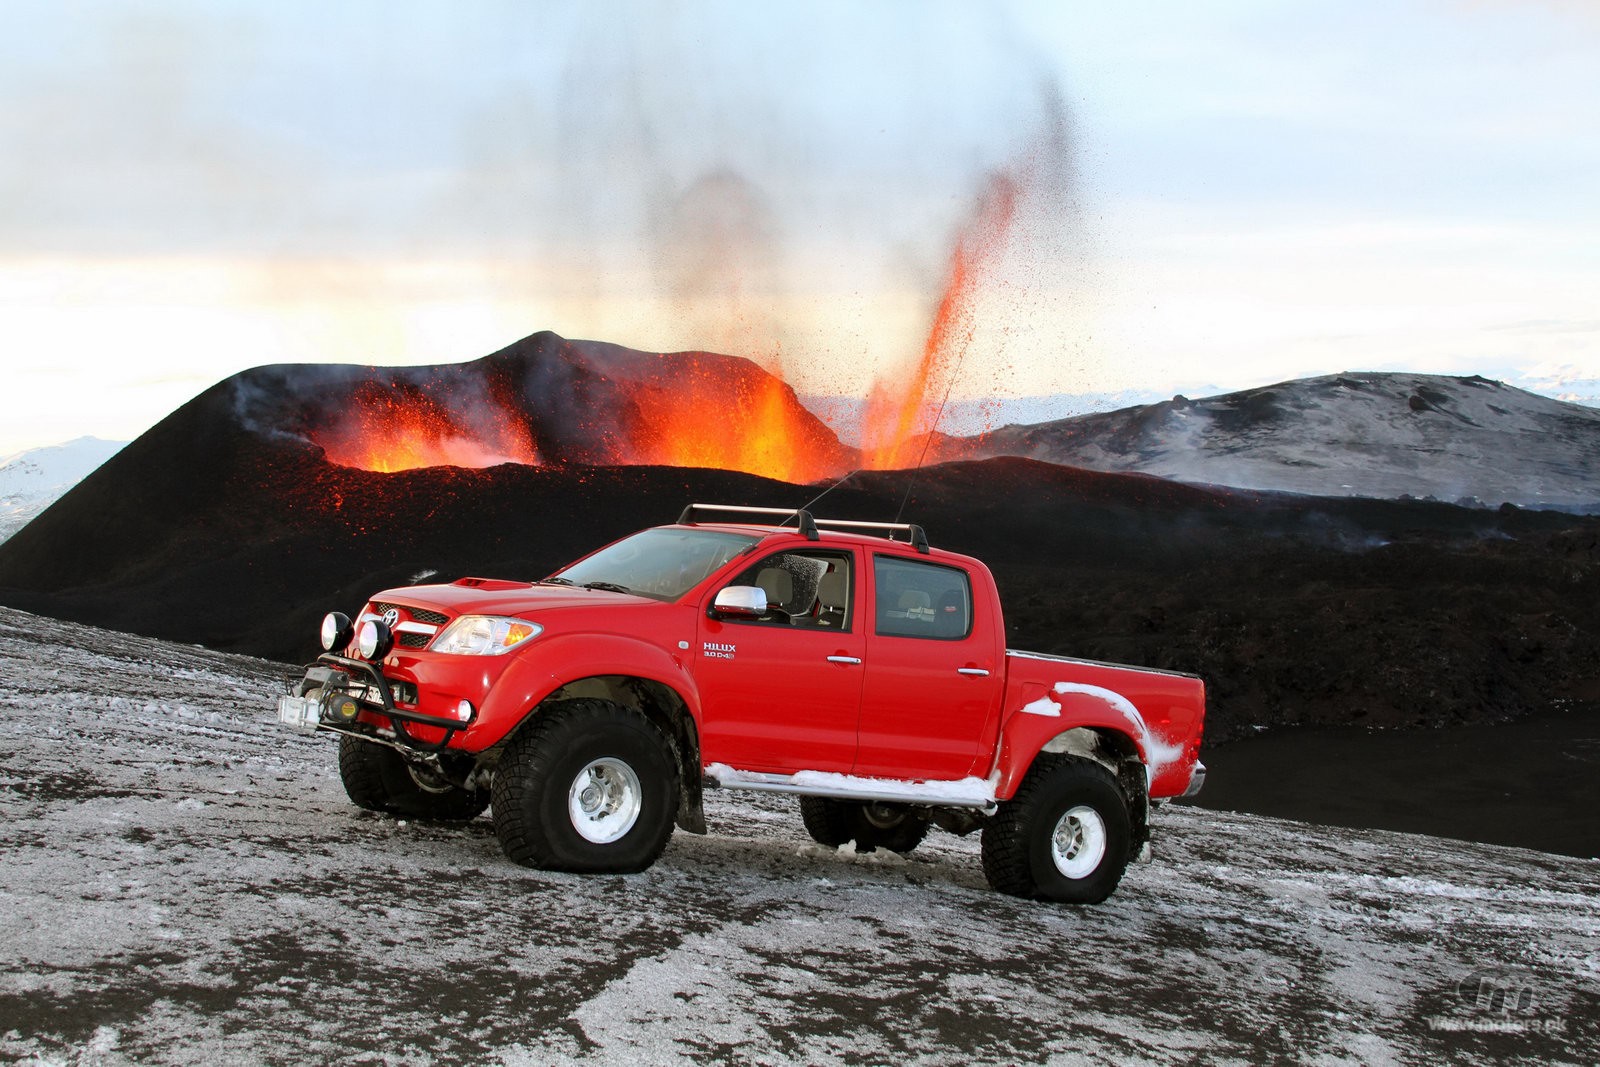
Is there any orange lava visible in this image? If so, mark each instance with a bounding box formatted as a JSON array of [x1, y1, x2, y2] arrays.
[[862, 174, 1018, 470], [315, 386, 540, 473], [637, 359, 844, 483]]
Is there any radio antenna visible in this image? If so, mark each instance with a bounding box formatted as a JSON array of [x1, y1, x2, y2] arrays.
[[785, 468, 859, 525], [891, 346, 969, 526]]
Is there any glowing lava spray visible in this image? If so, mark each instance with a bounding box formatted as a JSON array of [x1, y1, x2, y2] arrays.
[[860, 173, 1019, 470]]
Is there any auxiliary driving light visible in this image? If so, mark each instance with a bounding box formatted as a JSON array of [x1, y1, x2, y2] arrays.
[[356, 619, 394, 661], [320, 611, 353, 652]]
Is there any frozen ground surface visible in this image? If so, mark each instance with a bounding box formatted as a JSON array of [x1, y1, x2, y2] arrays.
[[0, 605, 1596, 1065]]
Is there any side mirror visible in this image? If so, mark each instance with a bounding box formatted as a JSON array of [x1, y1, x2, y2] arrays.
[[711, 585, 767, 620]]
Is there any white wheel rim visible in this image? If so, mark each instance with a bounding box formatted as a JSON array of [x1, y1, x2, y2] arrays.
[[1050, 804, 1107, 879], [567, 758, 643, 844]]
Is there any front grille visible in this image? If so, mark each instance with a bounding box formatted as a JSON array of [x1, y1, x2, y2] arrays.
[[397, 633, 431, 649], [374, 602, 451, 626]]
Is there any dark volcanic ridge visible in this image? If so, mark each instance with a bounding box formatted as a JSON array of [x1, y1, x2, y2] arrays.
[[953, 371, 1600, 511], [1, 330, 1597, 750], [0, 371, 1596, 748]]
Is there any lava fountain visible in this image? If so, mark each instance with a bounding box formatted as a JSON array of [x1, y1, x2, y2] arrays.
[[861, 173, 1019, 471]]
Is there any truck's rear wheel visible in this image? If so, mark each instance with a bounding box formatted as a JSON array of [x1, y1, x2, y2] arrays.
[[799, 797, 930, 855], [981, 755, 1131, 904], [337, 734, 489, 820], [491, 699, 679, 873]]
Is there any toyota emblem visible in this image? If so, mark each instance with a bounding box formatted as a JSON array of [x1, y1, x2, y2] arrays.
[[382, 608, 400, 628]]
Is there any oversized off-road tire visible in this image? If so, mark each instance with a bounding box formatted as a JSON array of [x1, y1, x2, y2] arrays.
[[491, 699, 679, 873], [981, 755, 1132, 904], [799, 797, 931, 855], [337, 734, 490, 820]]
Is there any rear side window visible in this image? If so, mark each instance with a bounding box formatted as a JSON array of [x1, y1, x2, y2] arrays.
[[874, 556, 972, 640]]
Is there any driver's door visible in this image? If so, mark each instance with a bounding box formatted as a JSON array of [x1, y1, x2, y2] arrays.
[[693, 548, 863, 774]]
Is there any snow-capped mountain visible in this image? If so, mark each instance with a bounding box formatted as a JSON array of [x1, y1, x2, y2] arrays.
[[958, 373, 1600, 510], [0, 437, 126, 543]]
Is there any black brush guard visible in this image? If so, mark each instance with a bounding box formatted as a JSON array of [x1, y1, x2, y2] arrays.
[[290, 654, 468, 753]]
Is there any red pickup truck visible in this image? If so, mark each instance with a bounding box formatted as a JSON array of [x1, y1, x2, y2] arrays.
[[279, 504, 1206, 904]]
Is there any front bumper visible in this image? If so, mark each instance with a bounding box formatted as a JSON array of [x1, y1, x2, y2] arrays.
[[277, 655, 475, 752]]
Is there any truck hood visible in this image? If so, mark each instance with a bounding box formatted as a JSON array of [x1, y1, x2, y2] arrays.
[[367, 580, 661, 619]]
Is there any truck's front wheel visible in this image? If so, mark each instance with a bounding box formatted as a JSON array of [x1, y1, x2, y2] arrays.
[[491, 699, 679, 873], [980, 755, 1131, 904], [337, 734, 489, 821]]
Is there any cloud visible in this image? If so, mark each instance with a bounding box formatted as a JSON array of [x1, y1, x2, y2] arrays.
[[0, 12, 310, 255]]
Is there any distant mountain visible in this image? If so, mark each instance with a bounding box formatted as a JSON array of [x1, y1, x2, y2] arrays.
[[800, 389, 1175, 444], [0, 437, 126, 543], [950, 372, 1600, 511]]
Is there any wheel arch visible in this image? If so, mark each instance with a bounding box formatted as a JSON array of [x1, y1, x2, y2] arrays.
[[516, 672, 707, 835], [998, 721, 1152, 860]]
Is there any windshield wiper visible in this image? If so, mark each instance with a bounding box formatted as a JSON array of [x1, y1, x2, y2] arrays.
[[538, 576, 576, 586], [581, 581, 634, 595]]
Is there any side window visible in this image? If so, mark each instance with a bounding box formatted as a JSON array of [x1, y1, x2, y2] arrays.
[[874, 556, 972, 640], [724, 551, 854, 630]]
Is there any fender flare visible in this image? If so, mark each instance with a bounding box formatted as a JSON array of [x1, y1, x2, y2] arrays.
[[993, 683, 1183, 800], [471, 633, 704, 749]]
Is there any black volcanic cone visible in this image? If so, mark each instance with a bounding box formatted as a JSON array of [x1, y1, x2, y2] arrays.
[[225, 329, 856, 473]]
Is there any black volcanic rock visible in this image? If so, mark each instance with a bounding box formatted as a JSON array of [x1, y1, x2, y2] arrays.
[[954, 372, 1600, 511]]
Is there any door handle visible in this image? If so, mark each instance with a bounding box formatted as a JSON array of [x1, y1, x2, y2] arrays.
[[827, 655, 863, 665], [957, 667, 990, 677]]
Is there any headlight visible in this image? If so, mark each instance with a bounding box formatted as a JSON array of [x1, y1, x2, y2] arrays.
[[430, 615, 543, 656], [320, 612, 353, 652], [356, 619, 393, 660]]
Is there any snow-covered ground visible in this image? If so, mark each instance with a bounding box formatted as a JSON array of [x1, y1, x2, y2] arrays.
[[0, 438, 125, 544], [1, 605, 1596, 1065]]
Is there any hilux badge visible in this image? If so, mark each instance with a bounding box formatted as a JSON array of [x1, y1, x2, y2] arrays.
[[702, 641, 736, 660]]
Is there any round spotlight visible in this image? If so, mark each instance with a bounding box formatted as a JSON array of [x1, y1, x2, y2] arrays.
[[356, 619, 393, 661], [320, 612, 353, 652]]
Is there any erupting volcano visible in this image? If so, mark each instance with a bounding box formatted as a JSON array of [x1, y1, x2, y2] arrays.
[[242, 334, 856, 484], [247, 160, 1040, 483]]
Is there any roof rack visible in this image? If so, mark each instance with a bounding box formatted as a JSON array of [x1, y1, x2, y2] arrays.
[[813, 517, 929, 554], [677, 503, 819, 540], [676, 503, 929, 554]]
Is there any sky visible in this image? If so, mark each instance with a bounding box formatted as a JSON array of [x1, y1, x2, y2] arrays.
[[2, 0, 1598, 455]]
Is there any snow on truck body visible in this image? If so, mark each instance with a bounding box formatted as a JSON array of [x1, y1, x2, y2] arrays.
[[279, 504, 1206, 904]]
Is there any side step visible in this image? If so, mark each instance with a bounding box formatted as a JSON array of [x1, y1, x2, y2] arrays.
[[703, 763, 998, 812]]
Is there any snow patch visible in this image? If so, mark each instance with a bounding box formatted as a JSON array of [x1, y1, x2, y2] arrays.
[[706, 763, 998, 805], [1041, 682, 1189, 788], [1020, 696, 1061, 717]]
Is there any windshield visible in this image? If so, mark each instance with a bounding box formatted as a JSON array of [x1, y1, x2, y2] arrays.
[[550, 528, 758, 601]]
